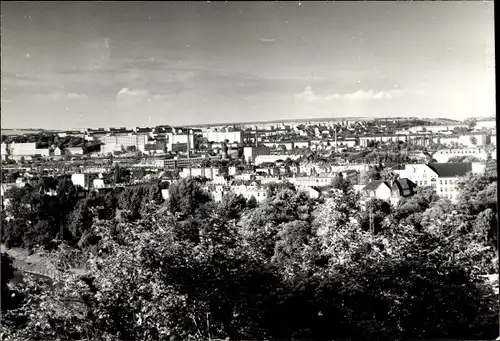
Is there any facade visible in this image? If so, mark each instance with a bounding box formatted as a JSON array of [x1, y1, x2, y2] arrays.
[[100, 144, 122, 155], [401, 163, 474, 201], [262, 142, 294, 150], [243, 146, 270, 163], [204, 184, 268, 203], [166, 133, 195, 153], [101, 134, 149, 152], [358, 134, 407, 147], [1, 143, 8, 160], [203, 131, 242, 144], [66, 147, 84, 156], [475, 120, 496, 130], [407, 125, 467, 134], [71, 173, 97, 189], [9, 142, 37, 156], [179, 167, 220, 180], [289, 174, 337, 187], [254, 155, 300, 166], [432, 148, 490, 163], [361, 180, 392, 201], [294, 141, 311, 149]]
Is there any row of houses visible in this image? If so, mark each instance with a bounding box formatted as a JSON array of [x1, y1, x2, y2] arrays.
[[1, 143, 84, 161]]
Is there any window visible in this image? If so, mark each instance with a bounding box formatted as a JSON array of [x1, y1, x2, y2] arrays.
[[440, 188, 443, 192], [444, 180, 448, 185], [424, 181, 427, 185], [440, 180, 443, 185]]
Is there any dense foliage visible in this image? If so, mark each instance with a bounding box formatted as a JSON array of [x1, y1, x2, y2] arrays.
[[0, 170, 498, 340]]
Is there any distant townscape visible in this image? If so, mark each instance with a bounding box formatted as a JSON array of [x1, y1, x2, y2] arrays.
[[1, 116, 497, 204]]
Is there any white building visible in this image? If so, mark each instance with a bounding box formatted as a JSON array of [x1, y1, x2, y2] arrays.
[[203, 131, 242, 144], [243, 146, 270, 163], [66, 147, 84, 155], [254, 155, 300, 166], [432, 148, 490, 163], [475, 120, 496, 130], [293, 141, 310, 149], [1, 143, 8, 160], [93, 179, 106, 189], [179, 167, 220, 180], [101, 134, 149, 152], [289, 174, 337, 187], [100, 144, 122, 155], [402, 163, 475, 201], [408, 125, 467, 134], [166, 132, 195, 152], [9, 142, 37, 156], [71, 173, 93, 189]]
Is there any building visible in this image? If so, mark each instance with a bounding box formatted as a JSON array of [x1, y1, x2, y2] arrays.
[[475, 120, 496, 130], [358, 134, 407, 147], [66, 147, 84, 156], [9, 142, 37, 156], [293, 141, 310, 149], [361, 178, 417, 205], [179, 167, 220, 180], [163, 155, 222, 169], [402, 163, 474, 201], [166, 131, 195, 153], [101, 134, 149, 152], [432, 148, 490, 163], [426, 163, 474, 201], [71, 173, 98, 190], [1, 143, 8, 160], [100, 144, 122, 155], [289, 173, 337, 187], [262, 141, 294, 150], [407, 125, 467, 134], [254, 155, 300, 166], [203, 131, 243, 144], [361, 180, 392, 202], [243, 146, 271, 163]]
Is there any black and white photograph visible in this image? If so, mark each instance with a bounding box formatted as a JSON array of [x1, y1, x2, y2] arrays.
[[0, 1, 497, 340]]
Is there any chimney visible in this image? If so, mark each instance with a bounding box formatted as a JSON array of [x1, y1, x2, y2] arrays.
[[186, 129, 190, 159], [334, 127, 338, 153]]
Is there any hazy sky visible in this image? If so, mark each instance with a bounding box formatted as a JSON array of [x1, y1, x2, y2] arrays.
[[1, 1, 495, 129]]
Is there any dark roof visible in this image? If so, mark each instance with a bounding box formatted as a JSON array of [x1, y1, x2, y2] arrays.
[[391, 178, 416, 192], [427, 163, 473, 177], [363, 180, 389, 192]]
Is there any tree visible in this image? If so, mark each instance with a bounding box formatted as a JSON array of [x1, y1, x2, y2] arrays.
[[465, 117, 477, 130], [246, 196, 258, 209], [1, 252, 20, 312], [456, 173, 497, 215], [167, 178, 211, 217], [220, 192, 246, 220], [474, 208, 497, 246]]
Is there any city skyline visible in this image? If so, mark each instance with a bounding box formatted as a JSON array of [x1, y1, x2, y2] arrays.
[[1, 1, 495, 129]]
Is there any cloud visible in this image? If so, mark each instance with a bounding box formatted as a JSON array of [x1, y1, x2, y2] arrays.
[[116, 87, 151, 107], [295, 86, 403, 102], [67, 93, 88, 99], [328, 89, 402, 101], [294, 85, 320, 102]]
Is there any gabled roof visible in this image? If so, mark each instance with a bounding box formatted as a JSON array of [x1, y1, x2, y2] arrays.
[[391, 178, 416, 192], [427, 162, 473, 177], [363, 180, 390, 192]]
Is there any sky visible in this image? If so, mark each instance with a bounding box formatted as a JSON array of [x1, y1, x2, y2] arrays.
[[1, 1, 495, 129]]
